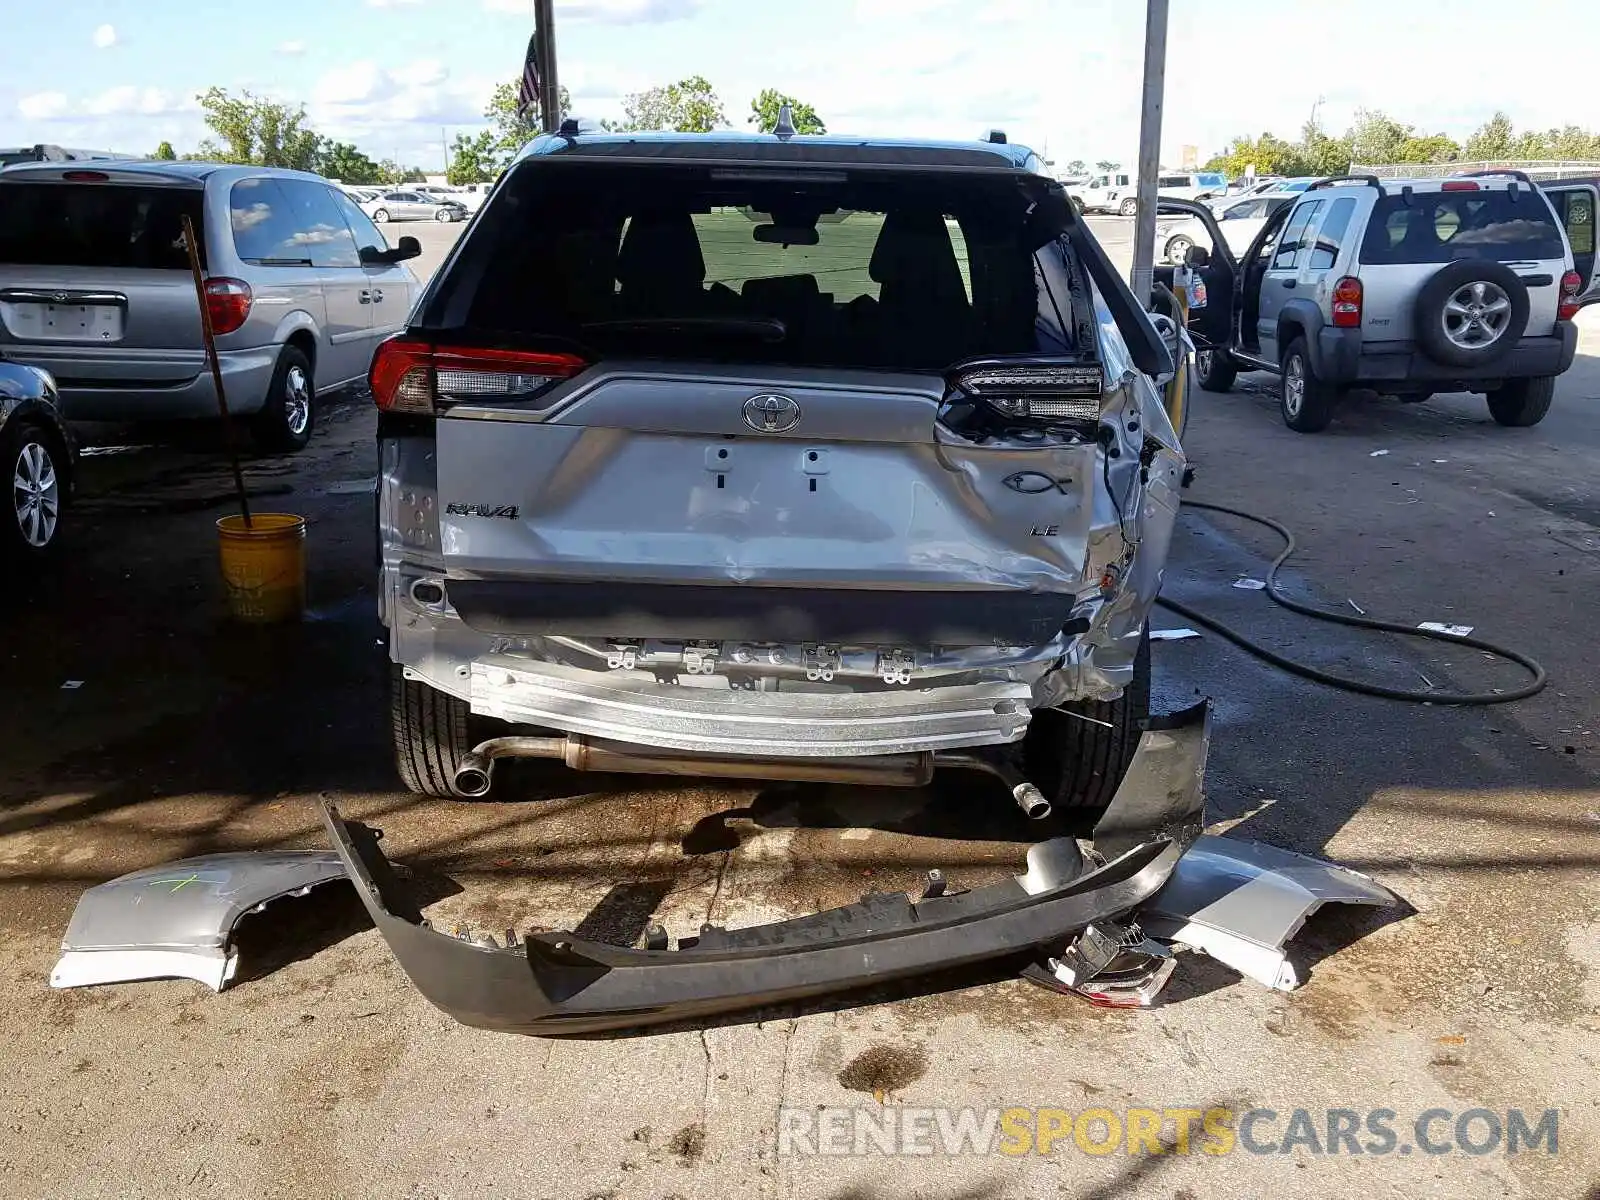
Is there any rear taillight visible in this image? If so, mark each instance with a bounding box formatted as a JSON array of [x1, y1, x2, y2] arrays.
[[1559, 269, 1582, 321], [369, 338, 588, 415], [1331, 276, 1363, 328], [62, 170, 109, 183], [1440, 180, 1480, 192], [204, 277, 252, 336], [946, 362, 1104, 430]]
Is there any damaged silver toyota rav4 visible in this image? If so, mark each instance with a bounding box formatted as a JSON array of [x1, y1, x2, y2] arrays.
[[375, 128, 1186, 815]]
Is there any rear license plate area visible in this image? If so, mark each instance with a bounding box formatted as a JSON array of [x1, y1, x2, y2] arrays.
[[4, 301, 124, 342]]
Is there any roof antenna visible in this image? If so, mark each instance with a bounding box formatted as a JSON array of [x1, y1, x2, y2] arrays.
[[773, 103, 797, 141]]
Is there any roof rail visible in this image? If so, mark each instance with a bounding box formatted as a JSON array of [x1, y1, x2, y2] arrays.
[[1308, 173, 1382, 192], [1457, 168, 1537, 186]]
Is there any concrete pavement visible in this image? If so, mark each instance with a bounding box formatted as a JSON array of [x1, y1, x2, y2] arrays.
[[0, 222, 1597, 1199]]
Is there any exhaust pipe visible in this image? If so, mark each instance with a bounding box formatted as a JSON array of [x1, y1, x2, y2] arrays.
[[453, 735, 933, 797], [934, 752, 1053, 820]]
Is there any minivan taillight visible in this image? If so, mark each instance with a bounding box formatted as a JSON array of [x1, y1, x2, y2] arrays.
[[1331, 276, 1363, 328], [1559, 269, 1582, 321], [369, 338, 588, 415], [204, 277, 252, 336]]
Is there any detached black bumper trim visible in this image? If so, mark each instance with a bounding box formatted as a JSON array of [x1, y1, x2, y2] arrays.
[[320, 702, 1210, 1036]]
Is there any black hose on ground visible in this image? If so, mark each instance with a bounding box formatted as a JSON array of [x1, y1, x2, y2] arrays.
[[1157, 499, 1547, 705]]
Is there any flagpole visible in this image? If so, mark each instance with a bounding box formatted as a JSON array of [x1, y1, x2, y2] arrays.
[[534, 0, 559, 133]]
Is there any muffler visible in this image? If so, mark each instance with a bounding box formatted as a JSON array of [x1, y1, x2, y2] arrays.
[[453, 735, 934, 797]]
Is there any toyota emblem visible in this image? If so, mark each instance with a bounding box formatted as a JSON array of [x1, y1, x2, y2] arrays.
[[742, 393, 801, 433]]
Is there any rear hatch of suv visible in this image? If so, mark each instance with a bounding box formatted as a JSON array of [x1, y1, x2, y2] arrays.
[[0, 167, 207, 389], [381, 151, 1119, 650], [1356, 183, 1570, 347]]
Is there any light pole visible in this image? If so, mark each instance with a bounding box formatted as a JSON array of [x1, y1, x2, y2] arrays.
[[1128, 0, 1168, 308]]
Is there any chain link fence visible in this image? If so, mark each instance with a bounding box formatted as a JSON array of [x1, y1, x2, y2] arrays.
[[1353, 160, 1600, 181]]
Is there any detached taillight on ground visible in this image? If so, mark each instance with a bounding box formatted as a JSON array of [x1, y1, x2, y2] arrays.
[[1331, 276, 1363, 328], [1559, 269, 1582, 321], [204, 278, 252, 336], [369, 338, 588, 415]]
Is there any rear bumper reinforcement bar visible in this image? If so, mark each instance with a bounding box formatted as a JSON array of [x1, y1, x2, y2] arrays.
[[466, 656, 1036, 756], [319, 701, 1211, 1036]]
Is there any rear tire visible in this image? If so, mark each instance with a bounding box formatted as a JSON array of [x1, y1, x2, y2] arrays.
[[1119, 197, 1138, 217], [1163, 235, 1194, 265], [1280, 337, 1335, 432], [1195, 348, 1237, 393], [372, 208, 390, 223], [253, 345, 315, 453], [1026, 634, 1150, 811], [1486, 375, 1555, 426], [391, 664, 472, 798]]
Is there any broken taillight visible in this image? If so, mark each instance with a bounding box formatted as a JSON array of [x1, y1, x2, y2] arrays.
[[1330, 276, 1363, 329], [1559, 269, 1583, 321], [946, 362, 1104, 429], [204, 278, 252, 336], [370, 338, 588, 415]]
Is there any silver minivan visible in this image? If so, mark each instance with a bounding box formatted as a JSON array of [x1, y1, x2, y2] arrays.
[[0, 161, 421, 450]]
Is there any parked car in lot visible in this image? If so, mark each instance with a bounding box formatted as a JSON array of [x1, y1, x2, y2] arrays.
[[363, 190, 467, 224], [1163, 171, 1599, 430], [1211, 177, 1315, 209], [0, 358, 72, 559], [1158, 192, 1297, 263], [0, 161, 422, 450], [375, 128, 1186, 810]]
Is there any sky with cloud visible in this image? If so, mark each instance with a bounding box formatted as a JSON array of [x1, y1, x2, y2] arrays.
[[2, 0, 1593, 172]]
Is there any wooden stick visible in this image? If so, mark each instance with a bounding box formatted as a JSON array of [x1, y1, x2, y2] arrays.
[[181, 213, 251, 527]]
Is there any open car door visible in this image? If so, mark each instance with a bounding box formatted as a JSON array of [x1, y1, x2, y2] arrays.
[[1149, 198, 1236, 353], [1543, 179, 1599, 307]]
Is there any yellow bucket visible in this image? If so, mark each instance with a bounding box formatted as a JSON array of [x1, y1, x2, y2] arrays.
[[216, 513, 307, 623]]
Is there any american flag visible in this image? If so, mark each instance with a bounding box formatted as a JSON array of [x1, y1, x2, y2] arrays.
[[517, 28, 541, 119]]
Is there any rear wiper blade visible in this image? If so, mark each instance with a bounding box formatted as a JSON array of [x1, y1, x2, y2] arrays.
[[580, 316, 788, 342]]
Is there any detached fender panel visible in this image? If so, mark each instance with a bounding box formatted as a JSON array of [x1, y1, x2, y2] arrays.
[[318, 701, 1210, 1036], [51, 851, 350, 992]]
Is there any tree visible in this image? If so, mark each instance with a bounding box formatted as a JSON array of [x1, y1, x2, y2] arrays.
[[195, 87, 320, 169], [1062, 158, 1086, 175], [153, 140, 177, 161], [747, 88, 825, 135], [1465, 111, 1516, 161], [1202, 133, 1307, 178], [1297, 117, 1352, 176], [447, 130, 499, 184], [1395, 133, 1460, 165], [375, 160, 427, 186], [1094, 159, 1120, 172], [618, 76, 726, 133], [1346, 108, 1411, 167], [485, 80, 572, 163], [315, 139, 383, 185]]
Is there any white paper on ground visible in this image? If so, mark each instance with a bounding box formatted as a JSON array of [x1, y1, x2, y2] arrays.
[[1418, 622, 1473, 637], [1149, 628, 1203, 642], [1232, 578, 1268, 591]]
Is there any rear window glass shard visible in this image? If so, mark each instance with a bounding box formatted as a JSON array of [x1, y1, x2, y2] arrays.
[[0, 181, 203, 270], [421, 162, 1078, 371], [1361, 190, 1565, 265]]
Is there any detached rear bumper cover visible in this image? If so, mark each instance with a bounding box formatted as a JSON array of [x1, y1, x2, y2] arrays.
[[319, 702, 1210, 1036]]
